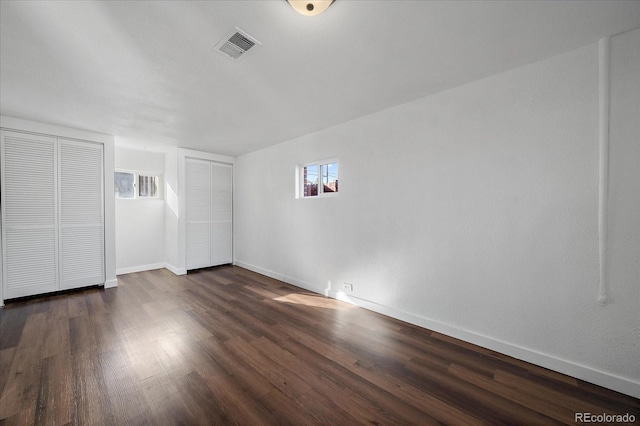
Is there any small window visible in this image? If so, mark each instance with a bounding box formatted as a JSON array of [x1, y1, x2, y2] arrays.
[[300, 161, 338, 198], [115, 172, 135, 198], [138, 175, 159, 198], [115, 171, 162, 199]]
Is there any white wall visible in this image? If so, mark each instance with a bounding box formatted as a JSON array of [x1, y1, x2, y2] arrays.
[[115, 147, 166, 274], [606, 28, 640, 384], [234, 29, 640, 397], [164, 147, 182, 274]]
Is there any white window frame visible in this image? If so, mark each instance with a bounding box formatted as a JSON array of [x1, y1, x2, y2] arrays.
[[114, 169, 163, 200], [297, 159, 339, 199]]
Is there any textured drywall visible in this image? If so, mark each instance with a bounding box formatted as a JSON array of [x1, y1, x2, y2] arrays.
[[234, 30, 640, 395], [605, 28, 640, 382], [114, 147, 166, 273]]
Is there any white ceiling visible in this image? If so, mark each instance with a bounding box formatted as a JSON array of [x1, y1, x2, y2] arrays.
[[1, 1, 639, 156]]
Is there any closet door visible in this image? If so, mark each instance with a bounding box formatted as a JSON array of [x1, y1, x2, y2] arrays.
[[210, 163, 232, 266], [59, 139, 104, 290], [1, 131, 58, 298], [185, 158, 211, 270]]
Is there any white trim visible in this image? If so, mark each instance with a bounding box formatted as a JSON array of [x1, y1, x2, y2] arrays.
[[178, 148, 235, 273], [0, 116, 112, 144], [164, 263, 187, 276], [103, 136, 117, 291], [117, 263, 188, 277], [116, 263, 166, 275], [234, 261, 640, 399], [0, 116, 117, 303], [178, 148, 234, 165], [330, 291, 640, 399], [234, 260, 328, 296], [114, 169, 164, 200], [297, 158, 339, 199], [104, 278, 118, 289], [300, 157, 340, 168]]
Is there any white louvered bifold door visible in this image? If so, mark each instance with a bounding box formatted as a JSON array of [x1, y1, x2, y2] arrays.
[[58, 139, 104, 290], [1, 131, 59, 298], [210, 163, 232, 266], [186, 158, 211, 270]]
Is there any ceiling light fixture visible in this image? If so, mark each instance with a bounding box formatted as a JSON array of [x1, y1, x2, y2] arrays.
[[286, 0, 335, 17]]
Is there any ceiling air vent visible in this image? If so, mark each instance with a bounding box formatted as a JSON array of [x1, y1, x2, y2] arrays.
[[214, 27, 260, 61]]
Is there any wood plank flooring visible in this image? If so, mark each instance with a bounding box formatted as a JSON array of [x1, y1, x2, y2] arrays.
[[0, 266, 638, 425]]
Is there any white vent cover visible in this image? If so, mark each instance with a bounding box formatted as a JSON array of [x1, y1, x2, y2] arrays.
[[214, 27, 260, 61]]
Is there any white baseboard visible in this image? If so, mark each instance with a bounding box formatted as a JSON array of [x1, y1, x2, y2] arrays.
[[234, 261, 640, 399], [329, 290, 640, 399], [234, 260, 328, 296], [116, 263, 187, 276], [104, 278, 118, 289], [116, 263, 165, 276], [164, 263, 187, 276]]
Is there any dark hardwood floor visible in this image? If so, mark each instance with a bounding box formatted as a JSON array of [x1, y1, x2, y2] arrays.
[[0, 266, 638, 425]]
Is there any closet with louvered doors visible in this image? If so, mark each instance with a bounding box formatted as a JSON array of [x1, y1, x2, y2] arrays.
[[185, 158, 233, 270], [58, 139, 104, 291], [1, 130, 105, 299]]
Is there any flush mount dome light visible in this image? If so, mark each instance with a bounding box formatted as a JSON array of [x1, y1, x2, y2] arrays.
[[287, 0, 335, 16]]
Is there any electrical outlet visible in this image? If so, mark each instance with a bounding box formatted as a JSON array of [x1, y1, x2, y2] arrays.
[[343, 283, 353, 292]]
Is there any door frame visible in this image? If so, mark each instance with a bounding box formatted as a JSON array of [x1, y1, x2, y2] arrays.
[[177, 148, 234, 274], [0, 115, 116, 306]]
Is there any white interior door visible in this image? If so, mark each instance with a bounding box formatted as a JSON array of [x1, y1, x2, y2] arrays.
[[210, 163, 232, 266], [186, 158, 211, 270], [59, 139, 105, 290], [1, 131, 58, 298]]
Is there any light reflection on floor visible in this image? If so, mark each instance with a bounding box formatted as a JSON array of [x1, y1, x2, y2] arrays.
[[273, 293, 357, 311]]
